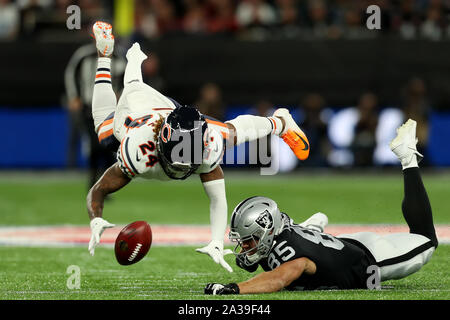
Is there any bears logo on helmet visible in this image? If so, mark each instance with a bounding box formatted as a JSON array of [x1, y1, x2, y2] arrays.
[[157, 105, 208, 180]]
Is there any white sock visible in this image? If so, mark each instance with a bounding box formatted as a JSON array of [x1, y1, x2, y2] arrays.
[[123, 55, 145, 85], [402, 154, 419, 170], [92, 57, 117, 130], [225, 115, 283, 145]]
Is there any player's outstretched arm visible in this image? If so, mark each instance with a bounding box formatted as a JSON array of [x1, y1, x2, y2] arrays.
[[238, 257, 316, 294], [87, 162, 131, 256], [196, 165, 233, 272], [205, 257, 316, 295], [87, 162, 131, 220]]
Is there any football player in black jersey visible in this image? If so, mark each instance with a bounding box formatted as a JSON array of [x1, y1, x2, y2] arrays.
[[205, 119, 438, 294]]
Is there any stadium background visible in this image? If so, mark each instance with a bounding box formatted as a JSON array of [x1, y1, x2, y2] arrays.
[[0, 0, 449, 300]]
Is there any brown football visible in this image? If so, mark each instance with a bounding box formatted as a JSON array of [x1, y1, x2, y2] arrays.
[[114, 221, 152, 265]]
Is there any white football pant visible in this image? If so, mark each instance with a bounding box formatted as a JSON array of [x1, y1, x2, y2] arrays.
[[338, 232, 435, 281]]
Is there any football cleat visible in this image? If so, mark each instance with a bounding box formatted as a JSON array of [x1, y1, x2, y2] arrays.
[[299, 212, 328, 233], [273, 108, 310, 160], [126, 42, 148, 63], [389, 119, 423, 167], [92, 21, 114, 57]]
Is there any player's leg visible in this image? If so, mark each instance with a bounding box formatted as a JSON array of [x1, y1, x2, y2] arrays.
[[299, 212, 328, 233], [225, 108, 310, 161], [91, 21, 118, 150], [338, 231, 434, 282], [339, 119, 437, 283], [114, 42, 175, 129], [391, 119, 438, 247], [123, 42, 147, 86]]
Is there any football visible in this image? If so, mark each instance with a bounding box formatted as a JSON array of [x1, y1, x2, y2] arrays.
[[114, 221, 152, 265]]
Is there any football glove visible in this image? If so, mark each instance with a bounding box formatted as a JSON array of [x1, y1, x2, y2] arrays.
[[88, 217, 115, 256], [204, 283, 240, 295], [196, 240, 234, 273]]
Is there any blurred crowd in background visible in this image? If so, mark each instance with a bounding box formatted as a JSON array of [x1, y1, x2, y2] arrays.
[[2, 0, 450, 41], [191, 76, 432, 171], [0, 0, 447, 178]]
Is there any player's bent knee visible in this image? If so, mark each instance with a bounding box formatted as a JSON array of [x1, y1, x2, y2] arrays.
[[380, 246, 435, 281]]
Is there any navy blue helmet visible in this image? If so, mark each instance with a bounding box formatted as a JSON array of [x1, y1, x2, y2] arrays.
[[157, 105, 208, 180]]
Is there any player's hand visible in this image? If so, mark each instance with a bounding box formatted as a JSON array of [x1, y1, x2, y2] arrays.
[[204, 283, 240, 295], [196, 240, 233, 273], [88, 217, 115, 256]]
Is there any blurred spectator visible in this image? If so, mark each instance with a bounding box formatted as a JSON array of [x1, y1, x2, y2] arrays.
[[236, 0, 277, 28], [298, 93, 331, 167], [182, 0, 208, 34], [304, 0, 332, 39], [205, 0, 238, 34], [195, 82, 226, 121], [0, 0, 20, 40], [135, 0, 181, 39], [64, 43, 126, 188], [420, 6, 443, 40], [273, 0, 301, 38], [341, 4, 375, 39], [401, 77, 431, 154], [351, 92, 379, 166], [392, 0, 421, 39], [328, 92, 380, 167]]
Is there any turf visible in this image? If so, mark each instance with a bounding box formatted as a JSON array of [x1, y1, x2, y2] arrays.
[[0, 171, 449, 225], [0, 171, 449, 300], [0, 245, 448, 300]]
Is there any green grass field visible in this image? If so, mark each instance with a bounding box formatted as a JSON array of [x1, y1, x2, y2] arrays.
[[0, 170, 449, 300]]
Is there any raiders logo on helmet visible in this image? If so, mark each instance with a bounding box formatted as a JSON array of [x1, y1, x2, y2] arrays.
[[255, 211, 273, 229]]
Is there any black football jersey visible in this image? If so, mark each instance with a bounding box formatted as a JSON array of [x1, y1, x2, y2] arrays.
[[258, 223, 375, 290]]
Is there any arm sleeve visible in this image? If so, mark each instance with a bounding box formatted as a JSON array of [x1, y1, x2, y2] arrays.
[[202, 179, 228, 243]]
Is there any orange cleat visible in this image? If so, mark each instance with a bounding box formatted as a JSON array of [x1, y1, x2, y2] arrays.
[[273, 108, 310, 161]]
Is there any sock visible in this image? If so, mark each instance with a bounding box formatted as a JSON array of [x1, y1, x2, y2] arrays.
[[401, 168, 438, 247], [92, 57, 117, 130], [123, 54, 145, 85], [402, 154, 419, 170], [225, 115, 283, 145]]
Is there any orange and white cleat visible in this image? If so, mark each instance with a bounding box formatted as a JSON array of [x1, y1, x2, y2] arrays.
[[273, 108, 310, 160], [92, 21, 114, 57]]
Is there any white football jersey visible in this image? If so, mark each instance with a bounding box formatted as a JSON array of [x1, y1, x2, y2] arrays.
[[113, 82, 225, 180]]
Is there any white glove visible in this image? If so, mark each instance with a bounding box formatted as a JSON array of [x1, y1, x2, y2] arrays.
[[88, 217, 115, 256], [196, 240, 233, 273], [207, 283, 224, 295]]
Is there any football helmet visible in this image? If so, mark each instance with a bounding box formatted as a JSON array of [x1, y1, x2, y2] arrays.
[[229, 196, 284, 266], [157, 106, 207, 179]]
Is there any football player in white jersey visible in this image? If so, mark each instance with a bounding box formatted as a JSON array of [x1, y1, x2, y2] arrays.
[[87, 22, 311, 272]]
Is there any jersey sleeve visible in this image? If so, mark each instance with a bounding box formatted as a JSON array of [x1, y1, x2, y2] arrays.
[[117, 137, 140, 178], [195, 127, 225, 174]]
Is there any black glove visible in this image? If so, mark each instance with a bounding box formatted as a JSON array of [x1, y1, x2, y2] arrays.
[[204, 283, 240, 295]]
